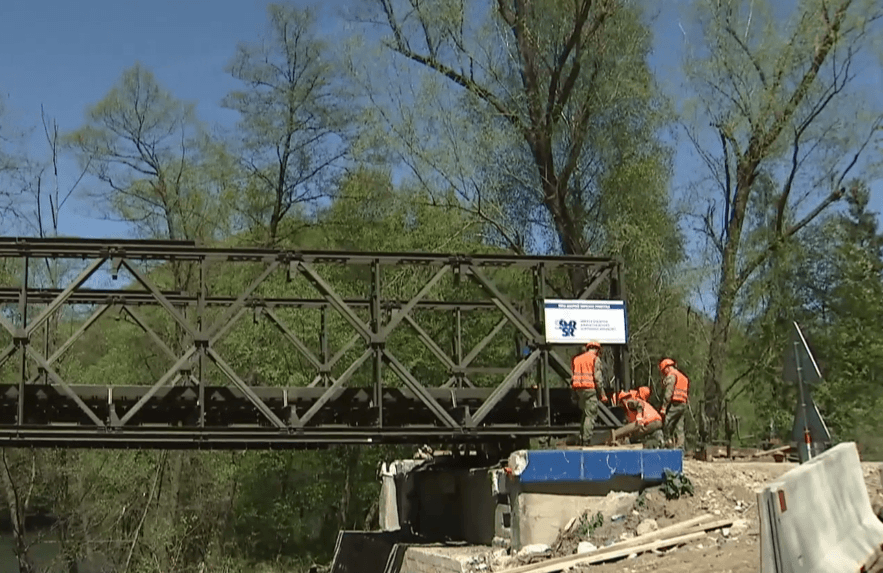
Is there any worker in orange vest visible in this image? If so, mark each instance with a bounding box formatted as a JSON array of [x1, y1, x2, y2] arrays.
[[659, 358, 689, 449], [570, 341, 608, 446], [607, 386, 664, 446]]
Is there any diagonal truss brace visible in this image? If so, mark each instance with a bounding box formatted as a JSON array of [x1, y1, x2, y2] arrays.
[[469, 350, 541, 427], [118, 260, 283, 427], [205, 347, 287, 429], [24, 346, 104, 426], [294, 349, 373, 428], [382, 349, 458, 428], [26, 304, 113, 385]]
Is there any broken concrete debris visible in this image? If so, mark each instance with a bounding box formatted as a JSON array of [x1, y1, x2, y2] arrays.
[[576, 541, 597, 554], [635, 519, 658, 536], [360, 446, 883, 573]]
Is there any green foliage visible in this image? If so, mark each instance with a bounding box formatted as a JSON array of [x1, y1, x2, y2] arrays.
[[577, 511, 605, 538], [663, 470, 694, 500]]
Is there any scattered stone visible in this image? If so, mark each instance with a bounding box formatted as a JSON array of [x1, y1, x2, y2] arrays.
[[721, 527, 731, 537], [636, 519, 658, 536], [577, 541, 597, 554], [628, 553, 638, 559], [729, 518, 749, 537], [517, 544, 551, 558]]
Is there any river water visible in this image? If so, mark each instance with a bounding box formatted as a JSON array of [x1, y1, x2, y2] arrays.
[[0, 532, 106, 572]]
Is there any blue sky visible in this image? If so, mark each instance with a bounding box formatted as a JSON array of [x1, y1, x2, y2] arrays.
[[1, 0, 880, 266]]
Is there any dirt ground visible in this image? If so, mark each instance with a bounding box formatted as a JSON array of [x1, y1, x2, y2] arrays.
[[533, 459, 883, 573]]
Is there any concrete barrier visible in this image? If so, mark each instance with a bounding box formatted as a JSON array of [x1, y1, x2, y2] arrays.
[[758, 442, 883, 573]]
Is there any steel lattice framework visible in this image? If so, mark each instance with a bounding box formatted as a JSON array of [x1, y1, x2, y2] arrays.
[[0, 238, 629, 449]]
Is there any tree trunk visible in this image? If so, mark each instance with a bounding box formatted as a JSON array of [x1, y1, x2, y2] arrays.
[[338, 447, 361, 529], [1, 450, 35, 573], [702, 166, 754, 443]]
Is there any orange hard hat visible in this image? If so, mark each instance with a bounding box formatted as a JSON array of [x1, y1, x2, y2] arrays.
[[659, 358, 676, 372], [617, 390, 632, 403], [585, 340, 601, 350], [638, 386, 651, 401]]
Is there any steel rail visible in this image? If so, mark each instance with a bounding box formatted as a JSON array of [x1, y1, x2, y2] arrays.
[[0, 237, 615, 266]]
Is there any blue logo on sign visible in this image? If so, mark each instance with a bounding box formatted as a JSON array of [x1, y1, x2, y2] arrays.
[[557, 319, 577, 337]]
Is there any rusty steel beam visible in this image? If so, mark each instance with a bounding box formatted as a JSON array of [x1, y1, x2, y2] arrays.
[[0, 288, 502, 309], [0, 237, 615, 267]]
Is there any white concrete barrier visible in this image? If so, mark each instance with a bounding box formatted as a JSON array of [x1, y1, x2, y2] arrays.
[[758, 442, 883, 573]]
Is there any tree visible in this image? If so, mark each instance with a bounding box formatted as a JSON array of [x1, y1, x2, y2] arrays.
[[67, 63, 231, 245], [0, 93, 29, 224], [356, 1, 671, 261], [681, 0, 883, 440], [808, 184, 883, 455], [66, 65, 240, 572], [223, 4, 350, 245]]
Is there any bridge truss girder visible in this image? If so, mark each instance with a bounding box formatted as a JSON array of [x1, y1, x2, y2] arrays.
[[0, 238, 630, 449]]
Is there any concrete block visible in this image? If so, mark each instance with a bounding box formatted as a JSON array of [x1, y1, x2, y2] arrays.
[[758, 442, 883, 573], [494, 503, 512, 538], [510, 449, 682, 484], [511, 491, 637, 549]]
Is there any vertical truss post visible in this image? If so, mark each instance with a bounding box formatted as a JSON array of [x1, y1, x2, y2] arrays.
[[453, 309, 463, 388], [17, 256, 28, 425], [612, 258, 631, 392], [371, 259, 383, 427], [320, 306, 330, 387], [198, 258, 206, 427], [535, 264, 550, 423], [43, 320, 49, 386]]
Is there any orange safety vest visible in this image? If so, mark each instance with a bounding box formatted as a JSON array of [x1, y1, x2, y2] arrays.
[[623, 398, 662, 426], [571, 350, 598, 390], [616, 389, 637, 406], [671, 368, 689, 403]]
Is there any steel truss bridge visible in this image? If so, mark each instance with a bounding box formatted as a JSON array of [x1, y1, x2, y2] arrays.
[[0, 238, 629, 449]]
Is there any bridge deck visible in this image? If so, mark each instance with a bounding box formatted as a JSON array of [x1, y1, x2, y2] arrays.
[[0, 385, 623, 449]]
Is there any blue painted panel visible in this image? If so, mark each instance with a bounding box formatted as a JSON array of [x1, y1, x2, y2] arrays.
[[515, 449, 683, 484]]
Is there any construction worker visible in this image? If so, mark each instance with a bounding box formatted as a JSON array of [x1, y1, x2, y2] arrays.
[[659, 358, 689, 449], [607, 386, 664, 447], [571, 341, 607, 446]]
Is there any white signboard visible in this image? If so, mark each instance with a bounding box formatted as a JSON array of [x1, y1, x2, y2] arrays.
[[543, 299, 628, 345]]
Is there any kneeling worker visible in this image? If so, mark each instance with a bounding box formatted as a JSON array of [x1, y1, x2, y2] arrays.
[[607, 386, 664, 447]]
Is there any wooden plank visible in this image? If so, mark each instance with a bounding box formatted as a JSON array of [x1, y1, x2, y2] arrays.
[[504, 514, 716, 573], [749, 444, 792, 459], [608, 514, 717, 550], [510, 532, 707, 573]]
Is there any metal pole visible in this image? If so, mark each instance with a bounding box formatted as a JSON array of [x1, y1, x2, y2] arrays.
[[18, 256, 29, 425], [372, 260, 383, 428], [198, 258, 206, 428], [321, 306, 329, 387], [793, 340, 812, 462], [611, 260, 629, 393], [454, 308, 463, 388], [537, 264, 550, 423]]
